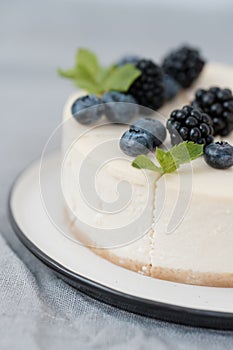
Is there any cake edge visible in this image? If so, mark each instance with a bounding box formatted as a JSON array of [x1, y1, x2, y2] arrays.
[[65, 208, 233, 288]]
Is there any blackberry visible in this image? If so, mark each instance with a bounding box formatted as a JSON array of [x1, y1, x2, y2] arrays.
[[128, 59, 165, 111], [192, 87, 233, 136], [167, 105, 214, 146], [116, 55, 140, 67], [162, 45, 205, 88]]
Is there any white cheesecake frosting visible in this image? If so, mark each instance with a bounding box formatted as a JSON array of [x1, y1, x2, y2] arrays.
[[62, 63, 233, 286]]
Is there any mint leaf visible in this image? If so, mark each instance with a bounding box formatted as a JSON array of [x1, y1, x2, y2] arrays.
[[102, 64, 141, 92], [132, 142, 204, 175], [58, 48, 102, 92], [132, 155, 163, 173], [74, 65, 99, 93], [96, 66, 114, 85], [184, 141, 204, 161], [76, 48, 99, 77], [58, 65, 100, 93], [58, 49, 141, 95], [156, 148, 178, 173], [170, 141, 203, 165], [57, 68, 77, 79], [73, 79, 100, 94]]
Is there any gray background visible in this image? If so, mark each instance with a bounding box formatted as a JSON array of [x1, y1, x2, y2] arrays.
[[1, 0, 233, 349]]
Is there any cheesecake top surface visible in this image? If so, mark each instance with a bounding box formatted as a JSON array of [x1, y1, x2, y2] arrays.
[[62, 62, 233, 198]]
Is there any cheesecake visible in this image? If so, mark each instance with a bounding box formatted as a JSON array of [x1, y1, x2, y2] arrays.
[[61, 62, 233, 287]]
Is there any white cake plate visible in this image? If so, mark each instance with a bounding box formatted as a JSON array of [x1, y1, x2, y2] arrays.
[[8, 151, 233, 329]]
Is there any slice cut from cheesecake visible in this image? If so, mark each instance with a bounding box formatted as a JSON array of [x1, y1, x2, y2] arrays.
[[62, 63, 233, 287]]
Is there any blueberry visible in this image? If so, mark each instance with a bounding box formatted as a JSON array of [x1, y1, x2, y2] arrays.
[[116, 55, 140, 67], [163, 74, 181, 101], [130, 118, 166, 147], [120, 129, 154, 157], [102, 92, 138, 123], [71, 95, 104, 125], [204, 142, 233, 169]]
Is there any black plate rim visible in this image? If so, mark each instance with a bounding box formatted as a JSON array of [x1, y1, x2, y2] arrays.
[[7, 158, 233, 331]]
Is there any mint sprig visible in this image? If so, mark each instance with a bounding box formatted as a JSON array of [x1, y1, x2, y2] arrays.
[[132, 155, 164, 173], [132, 142, 204, 175], [58, 48, 141, 95]]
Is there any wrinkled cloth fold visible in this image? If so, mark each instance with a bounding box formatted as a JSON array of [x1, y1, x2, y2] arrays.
[[0, 231, 233, 350]]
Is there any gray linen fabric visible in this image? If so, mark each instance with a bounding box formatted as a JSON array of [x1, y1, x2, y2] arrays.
[[1, 232, 233, 350], [1, 0, 233, 348]]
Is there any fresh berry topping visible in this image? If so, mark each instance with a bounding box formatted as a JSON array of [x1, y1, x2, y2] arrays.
[[116, 55, 140, 67], [120, 129, 155, 157], [128, 59, 165, 111], [130, 118, 166, 148], [71, 95, 104, 125], [192, 87, 233, 136], [162, 45, 205, 88], [163, 74, 181, 101], [204, 141, 233, 169], [102, 91, 138, 123], [167, 106, 214, 146]]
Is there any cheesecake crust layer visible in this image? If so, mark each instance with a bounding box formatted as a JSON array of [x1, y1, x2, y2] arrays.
[[65, 209, 233, 287]]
